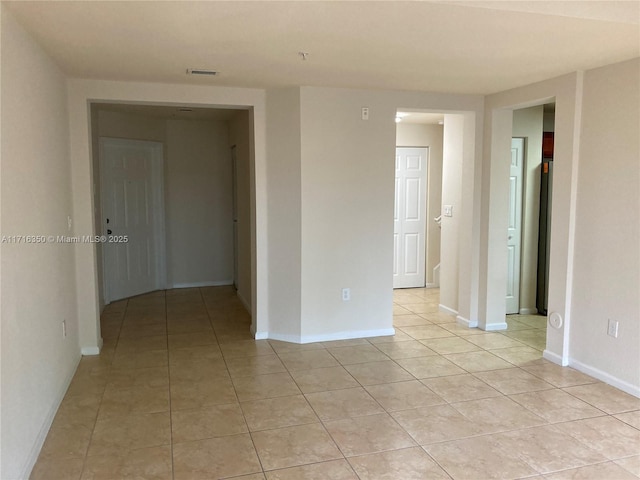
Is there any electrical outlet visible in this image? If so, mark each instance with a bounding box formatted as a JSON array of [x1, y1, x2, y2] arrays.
[[62, 320, 67, 338], [361, 107, 369, 121], [342, 288, 351, 302], [67, 216, 73, 231], [607, 319, 619, 338]]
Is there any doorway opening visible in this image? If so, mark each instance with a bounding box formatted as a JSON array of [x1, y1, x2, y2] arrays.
[[393, 111, 444, 291], [90, 103, 253, 314], [503, 102, 556, 352], [392, 109, 479, 330]]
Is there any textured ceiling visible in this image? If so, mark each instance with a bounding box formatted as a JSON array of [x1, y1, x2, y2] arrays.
[[4, 1, 639, 95]]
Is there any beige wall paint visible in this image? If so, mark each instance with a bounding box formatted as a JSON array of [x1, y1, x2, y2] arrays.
[[479, 60, 638, 396], [456, 111, 483, 326], [513, 105, 544, 314], [295, 88, 483, 340], [396, 123, 444, 286], [1, 8, 80, 479], [264, 87, 482, 342], [166, 119, 234, 287], [229, 110, 252, 310], [439, 115, 465, 314], [299, 87, 397, 339], [265, 88, 302, 340], [97, 109, 166, 142], [570, 58, 639, 391]]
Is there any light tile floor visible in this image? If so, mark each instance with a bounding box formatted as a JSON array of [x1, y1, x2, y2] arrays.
[[31, 287, 640, 479]]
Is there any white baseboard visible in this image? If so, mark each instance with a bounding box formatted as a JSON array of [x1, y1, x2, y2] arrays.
[[81, 337, 103, 356], [439, 304, 458, 316], [267, 332, 303, 343], [171, 280, 233, 289], [519, 308, 538, 315], [543, 349, 567, 366], [266, 328, 396, 345], [456, 315, 478, 328], [302, 328, 396, 344], [253, 331, 269, 340], [481, 322, 508, 331], [425, 283, 439, 289], [569, 358, 640, 398], [20, 354, 82, 479]]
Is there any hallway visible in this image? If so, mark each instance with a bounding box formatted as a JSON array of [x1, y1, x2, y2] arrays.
[[31, 287, 640, 479]]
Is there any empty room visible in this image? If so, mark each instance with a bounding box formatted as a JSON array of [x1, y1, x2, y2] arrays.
[[1, 1, 639, 479]]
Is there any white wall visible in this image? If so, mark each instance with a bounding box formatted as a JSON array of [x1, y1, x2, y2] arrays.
[[396, 123, 443, 286], [265, 88, 302, 340], [299, 87, 397, 340], [97, 109, 166, 142], [513, 105, 544, 314], [264, 87, 482, 342], [0, 8, 80, 479], [229, 110, 252, 309], [570, 58, 639, 393], [166, 119, 233, 287], [439, 115, 465, 314], [295, 87, 483, 341]]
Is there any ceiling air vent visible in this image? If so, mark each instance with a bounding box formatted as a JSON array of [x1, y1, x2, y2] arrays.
[[186, 68, 218, 76]]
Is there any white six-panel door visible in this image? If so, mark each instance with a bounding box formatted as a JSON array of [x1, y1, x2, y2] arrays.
[[393, 147, 428, 289], [100, 138, 165, 303], [506, 138, 524, 314]]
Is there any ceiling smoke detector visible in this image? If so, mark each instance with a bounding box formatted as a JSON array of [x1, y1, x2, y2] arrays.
[[186, 68, 218, 76]]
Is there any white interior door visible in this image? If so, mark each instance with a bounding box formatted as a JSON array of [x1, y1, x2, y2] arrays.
[[393, 147, 428, 289], [506, 138, 524, 314], [100, 138, 165, 302]]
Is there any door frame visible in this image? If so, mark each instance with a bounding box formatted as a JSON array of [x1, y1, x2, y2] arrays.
[[99, 137, 167, 303], [482, 74, 581, 367], [71, 84, 265, 355]]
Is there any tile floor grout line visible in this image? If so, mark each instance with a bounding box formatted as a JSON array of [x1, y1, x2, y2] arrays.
[[161, 289, 177, 480], [31, 287, 640, 480], [201, 286, 267, 478], [79, 297, 129, 477]]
